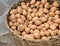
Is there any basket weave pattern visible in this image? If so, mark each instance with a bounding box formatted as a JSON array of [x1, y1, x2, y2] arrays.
[[9, 31, 60, 46]]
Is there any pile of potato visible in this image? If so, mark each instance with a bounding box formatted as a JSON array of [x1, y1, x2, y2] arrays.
[[9, 0, 60, 40]]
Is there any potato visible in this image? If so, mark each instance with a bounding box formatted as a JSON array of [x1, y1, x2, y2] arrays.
[[53, 2, 59, 7], [27, 15, 32, 20], [9, 14, 16, 21], [34, 20, 41, 25], [16, 14, 21, 18], [13, 22, 19, 26], [55, 10, 60, 15], [40, 17, 47, 23], [32, 17, 39, 22], [17, 18, 24, 24], [34, 29, 40, 33], [35, 1, 40, 6], [30, 0, 36, 5], [44, 23, 49, 29], [23, 10, 27, 15], [50, 25, 56, 30], [17, 6, 23, 14], [40, 31, 45, 36], [25, 27, 30, 33], [11, 26, 16, 30], [44, 8, 49, 13], [9, 21, 13, 27], [30, 30, 34, 34], [18, 24, 25, 31], [22, 5, 27, 10], [49, 12, 55, 17], [30, 25, 37, 29], [28, 7, 32, 13], [45, 31, 50, 36], [10, 9, 17, 14], [44, 3, 50, 9], [33, 32, 40, 39], [50, 7, 57, 12], [53, 19, 60, 24], [42, 36, 47, 40], [41, 0, 47, 4], [21, 16, 26, 21]]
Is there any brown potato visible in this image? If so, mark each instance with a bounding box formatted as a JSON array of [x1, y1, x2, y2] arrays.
[[18, 24, 25, 31], [34, 20, 41, 25], [44, 23, 49, 29], [25, 27, 30, 33], [22, 5, 27, 10], [26, 2, 30, 7], [40, 31, 45, 36], [21, 16, 26, 21], [49, 12, 55, 17], [35, 1, 40, 6], [41, 28, 47, 31], [42, 36, 47, 40], [31, 13, 36, 17], [30, 25, 37, 29], [9, 21, 13, 27], [53, 15, 59, 19], [44, 3, 50, 9], [45, 31, 50, 36], [33, 32, 40, 39], [23, 10, 27, 15], [37, 26, 41, 30], [34, 29, 40, 33], [17, 18, 24, 24], [40, 4, 43, 8], [9, 14, 16, 21], [33, 8, 37, 13], [17, 6, 23, 14], [16, 14, 21, 18], [53, 19, 60, 24], [55, 10, 60, 15], [30, 30, 34, 34], [50, 7, 57, 12], [13, 22, 19, 27], [21, 2, 25, 5], [41, 0, 47, 4], [50, 25, 56, 30], [28, 7, 32, 13], [10, 9, 17, 14], [40, 17, 47, 23], [27, 15, 32, 21], [32, 17, 39, 22], [30, 0, 36, 5], [11, 26, 16, 30], [44, 8, 49, 13], [53, 2, 59, 7]]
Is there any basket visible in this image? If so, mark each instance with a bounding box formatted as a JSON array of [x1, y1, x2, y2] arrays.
[[5, 0, 60, 46]]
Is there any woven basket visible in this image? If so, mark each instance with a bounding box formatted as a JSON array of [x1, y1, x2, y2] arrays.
[[5, 0, 60, 46]]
